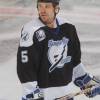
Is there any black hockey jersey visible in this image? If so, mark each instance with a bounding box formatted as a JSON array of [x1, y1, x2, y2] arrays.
[[17, 18, 81, 88]]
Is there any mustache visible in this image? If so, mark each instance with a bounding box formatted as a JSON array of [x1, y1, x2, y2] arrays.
[[39, 13, 47, 16]]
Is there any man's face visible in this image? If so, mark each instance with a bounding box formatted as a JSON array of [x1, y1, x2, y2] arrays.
[[37, 2, 57, 24]]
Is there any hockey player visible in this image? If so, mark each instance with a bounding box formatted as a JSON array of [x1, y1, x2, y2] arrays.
[[17, 0, 100, 100]]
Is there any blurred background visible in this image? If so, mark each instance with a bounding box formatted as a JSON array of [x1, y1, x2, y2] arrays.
[[0, 0, 100, 100]]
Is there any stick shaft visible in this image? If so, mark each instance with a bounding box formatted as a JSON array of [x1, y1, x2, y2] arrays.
[[55, 87, 92, 100]]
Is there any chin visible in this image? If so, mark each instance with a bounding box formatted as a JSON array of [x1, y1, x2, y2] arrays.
[[41, 17, 48, 24]]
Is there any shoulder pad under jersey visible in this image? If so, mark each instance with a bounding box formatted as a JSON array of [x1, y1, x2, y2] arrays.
[[19, 18, 45, 47]]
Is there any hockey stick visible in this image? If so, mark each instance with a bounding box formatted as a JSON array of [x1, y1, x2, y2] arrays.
[[49, 45, 66, 73], [55, 76, 100, 100], [55, 85, 93, 100], [92, 76, 100, 84]]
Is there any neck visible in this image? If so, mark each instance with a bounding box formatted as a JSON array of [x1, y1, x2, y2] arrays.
[[47, 19, 57, 28]]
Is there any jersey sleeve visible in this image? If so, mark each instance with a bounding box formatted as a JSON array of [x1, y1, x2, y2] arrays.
[[17, 26, 40, 84], [71, 25, 81, 67], [71, 25, 87, 80]]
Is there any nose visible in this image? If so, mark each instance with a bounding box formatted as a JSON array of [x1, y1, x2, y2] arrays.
[[40, 7, 46, 14]]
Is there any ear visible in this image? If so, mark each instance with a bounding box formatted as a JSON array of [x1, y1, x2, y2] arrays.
[[55, 6, 60, 14]]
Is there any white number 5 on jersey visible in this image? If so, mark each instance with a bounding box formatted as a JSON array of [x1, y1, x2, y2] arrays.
[[21, 50, 28, 63]]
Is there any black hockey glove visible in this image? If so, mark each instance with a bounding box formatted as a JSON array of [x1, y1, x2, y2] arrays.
[[74, 74, 100, 98]]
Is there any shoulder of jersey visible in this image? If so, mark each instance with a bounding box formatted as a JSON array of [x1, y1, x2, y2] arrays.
[[20, 18, 45, 47], [19, 17, 74, 47], [57, 17, 75, 28]]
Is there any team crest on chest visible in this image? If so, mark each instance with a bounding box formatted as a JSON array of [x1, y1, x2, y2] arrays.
[[48, 37, 72, 73]]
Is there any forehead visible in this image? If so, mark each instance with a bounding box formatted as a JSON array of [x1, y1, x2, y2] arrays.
[[37, 2, 53, 6]]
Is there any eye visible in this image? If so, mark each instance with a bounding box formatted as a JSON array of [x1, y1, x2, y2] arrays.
[[45, 5, 51, 8], [37, 4, 42, 9], [37, 3, 53, 9]]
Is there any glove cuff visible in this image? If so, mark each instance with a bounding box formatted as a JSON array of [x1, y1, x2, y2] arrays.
[[74, 74, 92, 89]]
